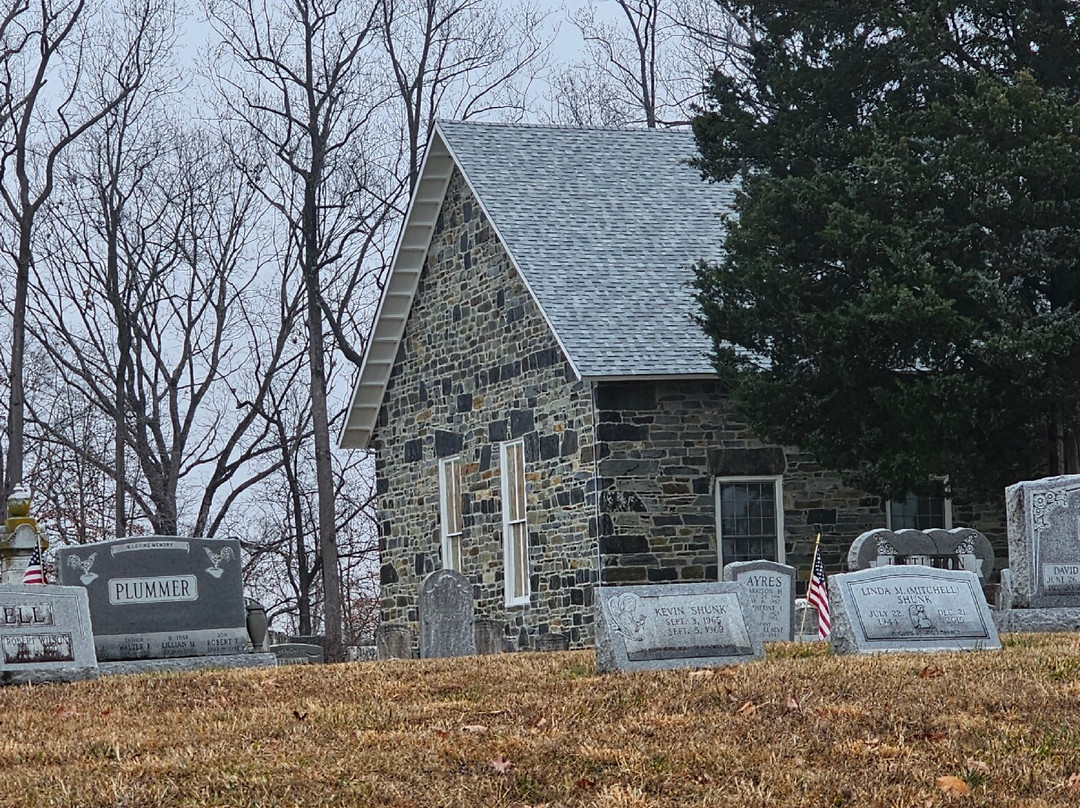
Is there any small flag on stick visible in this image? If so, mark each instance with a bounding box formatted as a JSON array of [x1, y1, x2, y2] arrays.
[[22, 546, 46, 585], [807, 543, 830, 639]]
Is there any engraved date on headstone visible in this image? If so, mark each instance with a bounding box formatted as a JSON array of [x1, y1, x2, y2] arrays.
[[2, 632, 75, 664], [1043, 563, 1080, 594]]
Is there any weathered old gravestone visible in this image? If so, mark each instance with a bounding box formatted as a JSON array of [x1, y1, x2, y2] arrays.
[[847, 527, 994, 583], [375, 624, 415, 659], [270, 643, 324, 665], [419, 569, 476, 658], [56, 536, 250, 661], [0, 585, 98, 685], [1006, 474, 1080, 608], [473, 618, 505, 655], [594, 582, 764, 673], [828, 566, 1000, 655], [723, 560, 796, 642]]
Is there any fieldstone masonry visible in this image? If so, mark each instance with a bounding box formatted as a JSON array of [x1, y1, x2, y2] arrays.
[[374, 171, 599, 650], [371, 168, 1011, 653]]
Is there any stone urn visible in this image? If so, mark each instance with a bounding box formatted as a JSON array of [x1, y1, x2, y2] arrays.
[[7, 485, 30, 518], [245, 598, 269, 651]]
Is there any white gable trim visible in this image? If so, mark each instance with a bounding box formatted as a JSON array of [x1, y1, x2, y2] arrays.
[[337, 121, 582, 450]]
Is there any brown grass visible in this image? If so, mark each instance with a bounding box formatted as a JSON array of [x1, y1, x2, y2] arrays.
[[3, 635, 1080, 807]]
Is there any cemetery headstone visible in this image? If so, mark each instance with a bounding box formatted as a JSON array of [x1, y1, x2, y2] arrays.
[[723, 560, 796, 642], [375, 624, 415, 659], [535, 632, 569, 652], [56, 536, 249, 661], [847, 527, 994, 583], [419, 569, 475, 658], [270, 643, 324, 665], [1006, 474, 1080, 608], [0, 584, 98, 685], [346, 645, 378, 662], [474, 618, 505, 655], [594, 582, 764, 673], [828, 566, 1000, 655]]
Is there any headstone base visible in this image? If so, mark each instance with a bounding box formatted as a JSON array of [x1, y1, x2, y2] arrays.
[[98, 652, 277, 677], [993, 608, 1080, 633], [1, 665, 99, 686]]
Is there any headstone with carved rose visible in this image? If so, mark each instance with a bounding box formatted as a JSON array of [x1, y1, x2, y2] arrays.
[[56, 536, 250, 661], [1006, 474, 1080, 609], [847, 527, 994, 584]]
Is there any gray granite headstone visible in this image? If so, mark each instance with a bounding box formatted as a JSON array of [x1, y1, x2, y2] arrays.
[[0, 584, 99, 685], [270, 642, 324, 665], [419, 569, 475, 658], [474, 618, 505, 655], [594, 582, 764, 673], [55, 536, 249, 661], [375, 624, 414, 659], [1006, 474, 1080, 608], [723, 560, 796, 642], [828, 566, 1000, 655], [848, 527, 993, 583]]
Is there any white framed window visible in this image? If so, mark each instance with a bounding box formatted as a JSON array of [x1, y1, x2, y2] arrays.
[[716, 476, 785, 569], [439, 456, 463, 571], [500, 439, 529, 606], [887, 491, 952, 530]]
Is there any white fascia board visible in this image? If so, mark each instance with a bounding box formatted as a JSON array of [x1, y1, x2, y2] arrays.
[[337, 130, 455, 450]]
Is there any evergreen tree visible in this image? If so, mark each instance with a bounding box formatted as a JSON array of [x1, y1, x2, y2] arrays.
[[692, 0, 1080, 500]]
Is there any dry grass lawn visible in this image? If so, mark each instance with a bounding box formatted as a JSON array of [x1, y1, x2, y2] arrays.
[[3, 635, 1080, 807]]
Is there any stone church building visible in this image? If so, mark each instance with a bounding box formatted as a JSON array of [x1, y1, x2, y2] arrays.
[[339, 120, 1005, 654]]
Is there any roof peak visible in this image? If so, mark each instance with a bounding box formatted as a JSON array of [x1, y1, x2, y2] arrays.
[[435, 118, 691, 136]]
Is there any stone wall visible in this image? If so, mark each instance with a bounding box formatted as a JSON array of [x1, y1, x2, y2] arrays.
[[371, 173, 1009, 655], [373, 170, 598, 653], [593, 379, 1008, 592]]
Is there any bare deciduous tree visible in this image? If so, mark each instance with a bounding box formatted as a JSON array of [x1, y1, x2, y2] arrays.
[[206, 0, 390, 660], [379, 0, 549, 190], [0, 0, 169, 511], [546, 0, 747, 128]]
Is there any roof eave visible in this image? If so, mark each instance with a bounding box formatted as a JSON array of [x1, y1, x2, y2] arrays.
[[337, 128, 456, 450]]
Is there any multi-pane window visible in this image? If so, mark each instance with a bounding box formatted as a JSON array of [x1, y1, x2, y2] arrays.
[[439, 457, 463, 571], [716, 477, 784, 567], [888, 492, 951, 530], [501, 440, 529, 606]]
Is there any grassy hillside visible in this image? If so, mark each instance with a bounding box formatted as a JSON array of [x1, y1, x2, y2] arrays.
[[3, 636, 1080, 807]]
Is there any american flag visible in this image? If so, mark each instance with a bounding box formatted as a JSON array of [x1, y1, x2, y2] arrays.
[[22, 546, 45, 585], [806, 545, 830, 639]]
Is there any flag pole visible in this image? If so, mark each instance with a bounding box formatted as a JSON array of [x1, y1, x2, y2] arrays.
[[799, 532, 822, 639]]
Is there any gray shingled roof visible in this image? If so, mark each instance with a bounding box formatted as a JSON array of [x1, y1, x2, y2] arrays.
[[439, 120, 735, 378]]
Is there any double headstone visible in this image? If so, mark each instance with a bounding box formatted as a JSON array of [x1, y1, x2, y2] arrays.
[[847, 527, 994, 583], [0, 585, 99, 684], [56, 536, 250, 661], [722, 561, 796, 642], [594, 582, 764, 673], [828, 566, 1000, 655]]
